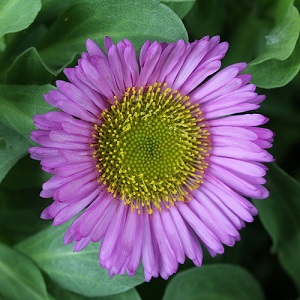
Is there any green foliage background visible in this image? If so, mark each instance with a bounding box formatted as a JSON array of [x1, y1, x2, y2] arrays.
[[0, 0, 299, 299]]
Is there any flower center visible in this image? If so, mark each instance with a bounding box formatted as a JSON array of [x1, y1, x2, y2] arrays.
[[92, 83, 210, 214]]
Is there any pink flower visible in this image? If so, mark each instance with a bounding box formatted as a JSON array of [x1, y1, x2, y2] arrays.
[[29, 36, 274, 281]]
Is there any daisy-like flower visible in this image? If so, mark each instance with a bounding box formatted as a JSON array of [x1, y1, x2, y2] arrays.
[[29, 36, 273, 281]]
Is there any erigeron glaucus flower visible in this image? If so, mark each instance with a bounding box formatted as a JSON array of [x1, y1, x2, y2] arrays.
[[29, 36, 273, 281]]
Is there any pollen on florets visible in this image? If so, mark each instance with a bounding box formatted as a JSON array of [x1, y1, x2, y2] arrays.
[[91, 83, 210, 214]]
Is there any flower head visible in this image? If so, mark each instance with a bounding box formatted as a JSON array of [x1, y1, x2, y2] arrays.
[[29, 36, 274, 281]]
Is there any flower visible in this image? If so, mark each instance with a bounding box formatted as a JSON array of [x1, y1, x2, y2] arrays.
[[29, 36, 273, 281]]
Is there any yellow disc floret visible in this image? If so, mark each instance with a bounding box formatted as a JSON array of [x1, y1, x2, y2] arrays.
[[92, 83, 210, 214]]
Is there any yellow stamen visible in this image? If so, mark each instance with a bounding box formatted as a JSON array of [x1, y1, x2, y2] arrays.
[[92, 83, 210, 214]]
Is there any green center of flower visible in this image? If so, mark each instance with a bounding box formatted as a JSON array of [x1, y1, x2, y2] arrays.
[[92, 83, 209, 213]]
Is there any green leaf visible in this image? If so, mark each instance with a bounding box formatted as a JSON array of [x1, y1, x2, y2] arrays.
[[37, 0, 75, 23], [0, 136, 5, 149], [97, 289, 141, 300], [247, 38, 300, 88], [184, 0, 243, 40], [0, 84, 54, 142], [259, 86, 300, 164], [0, 0, 42, 51], [163, 264, 265, 300], [0, 242, 48, 300], [95, 289, 141, 300], [0, 24, 49, 82], [50, 285, 141, 300], [5, 47, 56, 84], [247, 1, 300, 88], [252, 3, 299, 63], [0, 85, 54, 183], [37, 0, 188, 70], [16, 223, 145, 297], [161, 0, 196, 18], [0, 186, 51, 244], [2, 155, 51, 190], [254, 164, 300, 293], [0, 124, 30, 184]]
